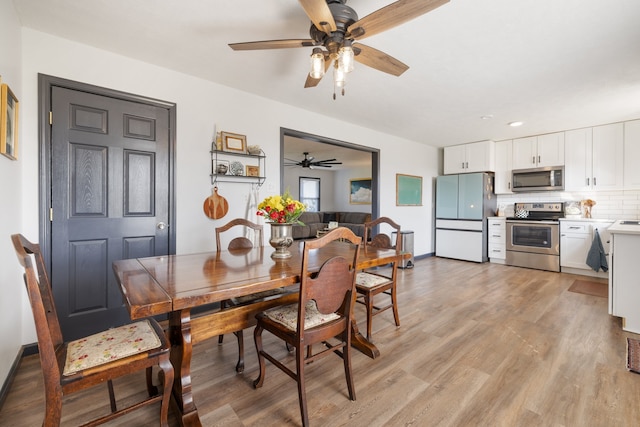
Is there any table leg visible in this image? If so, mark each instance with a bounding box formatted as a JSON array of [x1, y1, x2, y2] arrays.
[[168, 309, 203, 427], [350, 319, 380, 358]]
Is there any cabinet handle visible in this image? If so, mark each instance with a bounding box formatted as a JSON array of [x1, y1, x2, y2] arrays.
[[594, 177, 597, 186], [508, 182, 511, 189], [569, 226, 580, 229], [586, 177, 589, 186], [492, 234, 501, 237], [465, 162, 469, 169], [561, 234, 565, 236], [538, 155, 541, 163], [532, 156, 535, 164], [461, 162, 465, 169]]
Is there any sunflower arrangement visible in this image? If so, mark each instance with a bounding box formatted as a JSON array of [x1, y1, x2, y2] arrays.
[[257, 191, 306, 224]]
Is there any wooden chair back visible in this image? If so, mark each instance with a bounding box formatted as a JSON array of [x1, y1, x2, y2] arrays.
[[297, 227, 361, 337], [363, 216, 401, 251], [216, 218, 263, 251], [357, 217, 402, 341], [11, 234, 65, 389]]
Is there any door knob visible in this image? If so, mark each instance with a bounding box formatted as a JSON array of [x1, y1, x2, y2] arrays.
[[157, 222, 168, 230]]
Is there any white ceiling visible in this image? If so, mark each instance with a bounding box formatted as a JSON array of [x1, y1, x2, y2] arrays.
[[13, 0, 640, 148]]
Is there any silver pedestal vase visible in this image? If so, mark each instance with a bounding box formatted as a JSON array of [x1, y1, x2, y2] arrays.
[[269, 223, 294, 259]]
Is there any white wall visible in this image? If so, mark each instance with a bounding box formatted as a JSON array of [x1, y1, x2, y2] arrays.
[[0, 0, 24, 389], [334, 167, 373, 212]]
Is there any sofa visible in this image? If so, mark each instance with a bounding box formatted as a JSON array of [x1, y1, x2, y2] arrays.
[[292, 211, 371, 240]]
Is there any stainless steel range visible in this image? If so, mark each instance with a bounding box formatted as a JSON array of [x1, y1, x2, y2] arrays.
[[505, 202, 564, 272]]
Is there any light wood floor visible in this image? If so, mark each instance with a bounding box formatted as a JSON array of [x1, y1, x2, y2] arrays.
[[2, 257, 640, 426]]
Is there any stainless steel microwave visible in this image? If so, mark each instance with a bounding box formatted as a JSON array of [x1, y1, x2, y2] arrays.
[[512, 166, 564, 192]]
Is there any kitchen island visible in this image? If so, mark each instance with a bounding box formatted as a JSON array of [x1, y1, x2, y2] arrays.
[[608, 220, 640, 334]]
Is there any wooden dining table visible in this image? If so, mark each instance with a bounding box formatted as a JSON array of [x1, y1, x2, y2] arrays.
[[112, 239, 407, 427]]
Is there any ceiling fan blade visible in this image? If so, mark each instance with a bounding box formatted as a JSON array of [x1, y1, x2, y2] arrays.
[[229, 39, 316, 51], [354, 43, 409, 76], [305, 73, 324, 88], [298, 0, 337, 34], [348, 0, 449, 41]]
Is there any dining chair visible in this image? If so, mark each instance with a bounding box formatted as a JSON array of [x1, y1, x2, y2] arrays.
[[10, 233, 174, 427], [253, 227, 361, 427], [356, 217, 402, 341], [215, 218, 287, 372]]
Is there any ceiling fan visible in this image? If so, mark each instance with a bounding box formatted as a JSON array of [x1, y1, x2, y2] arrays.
[[285, 152, 343, 168], [229, 0, 449, 98]]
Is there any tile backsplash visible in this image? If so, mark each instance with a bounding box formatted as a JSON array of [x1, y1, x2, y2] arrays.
[[496, 190, 640, 220]]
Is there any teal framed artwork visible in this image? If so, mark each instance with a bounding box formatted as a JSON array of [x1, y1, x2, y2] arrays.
[[396, 174, 422, 206]]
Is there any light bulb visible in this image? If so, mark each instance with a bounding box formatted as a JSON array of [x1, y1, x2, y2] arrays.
[[338, 43, 354, 73], [309, 48, 325, 79], [334, 62, 346, 88]]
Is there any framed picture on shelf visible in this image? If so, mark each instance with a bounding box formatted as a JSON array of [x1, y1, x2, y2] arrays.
[[246, 165, 260, 177], [1, 83, 19, 160], [349, 178, 372, 204], [215, 160, 229, 175], [220, 131, 247, 154], [396, 173, 422, 206]]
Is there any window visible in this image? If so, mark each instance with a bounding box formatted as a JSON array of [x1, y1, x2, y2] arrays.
[[299, 177, 320, 212]]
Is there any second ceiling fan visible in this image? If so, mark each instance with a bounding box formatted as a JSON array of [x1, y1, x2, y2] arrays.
[[229, 0, 449, 98], [285, 152, 342, 169]]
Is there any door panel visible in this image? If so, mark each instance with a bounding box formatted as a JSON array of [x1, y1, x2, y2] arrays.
[[458, 173, 483, 220], [50, 85, 172, 340], [435, 175, 458, 219]]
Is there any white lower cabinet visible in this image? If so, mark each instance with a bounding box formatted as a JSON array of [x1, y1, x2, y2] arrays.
[[488, 218, 506, 263], [560, 220, 613, 278], [609, 227, 640, 333]]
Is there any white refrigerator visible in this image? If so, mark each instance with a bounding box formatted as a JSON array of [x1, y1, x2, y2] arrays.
[[435, 173, 496, 262]]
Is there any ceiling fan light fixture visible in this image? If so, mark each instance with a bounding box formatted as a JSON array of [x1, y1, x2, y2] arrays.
[[334, 61, 346, 88], [338, 40, 354, 73], [309, 48, 325, 79]]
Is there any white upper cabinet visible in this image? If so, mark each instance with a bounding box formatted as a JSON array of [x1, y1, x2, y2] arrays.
[[565, 123, 623, 191], [592, 123, 623, 190], [443, 145, 467, 174], [443, 140, 495, 175], [512, 132, 565, 170], [494, 140, 513, 194], [624, 120, 640, 189], [564, 127, 592, 192]]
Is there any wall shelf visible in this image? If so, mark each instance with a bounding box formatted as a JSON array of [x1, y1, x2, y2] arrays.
[[210, 149, 265, 186]]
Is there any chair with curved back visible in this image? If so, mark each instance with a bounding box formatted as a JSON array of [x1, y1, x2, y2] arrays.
[[253, 227, 361, 427], [216, 218, 286, 372], [216, 217, 263, 251], [10, 233, 174, 427], [356, 217, 402, 341]]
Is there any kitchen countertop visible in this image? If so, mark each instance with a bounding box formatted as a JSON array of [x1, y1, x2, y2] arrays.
[[608, 220, 640, 234], [559, 217, 615, 223]]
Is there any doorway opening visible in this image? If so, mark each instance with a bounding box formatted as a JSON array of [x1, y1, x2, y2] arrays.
[[280, 128, 379, 219]]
